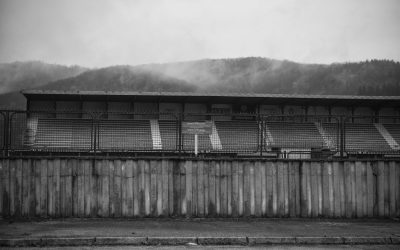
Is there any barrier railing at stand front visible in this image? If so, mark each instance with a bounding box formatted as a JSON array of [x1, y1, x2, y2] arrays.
[[0, 110, 399, 158]]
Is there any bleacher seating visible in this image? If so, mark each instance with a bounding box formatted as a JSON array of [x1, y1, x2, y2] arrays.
[[34, 118, 92, 150], [158, 120, 178, 151], [266, 122, 325, 149], [215, 120, 259, 151], [383, 124, 400, 146], [343, 123, 392, 152], [98, 119, 153, 151]]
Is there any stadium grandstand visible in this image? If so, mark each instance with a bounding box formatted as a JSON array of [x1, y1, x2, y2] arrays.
[[1, 90, 399, 159]]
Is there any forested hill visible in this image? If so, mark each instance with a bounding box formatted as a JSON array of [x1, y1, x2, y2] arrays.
[[139, 58, 400, 96], [1, 58, 400, 109]]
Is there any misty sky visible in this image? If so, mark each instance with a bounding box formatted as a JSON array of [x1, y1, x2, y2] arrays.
[[0, 0, 399, 67]]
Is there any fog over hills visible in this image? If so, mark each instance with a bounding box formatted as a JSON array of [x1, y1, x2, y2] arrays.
[[1, 57, 400, 109]]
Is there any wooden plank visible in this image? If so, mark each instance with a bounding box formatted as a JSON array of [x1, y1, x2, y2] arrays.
[[161, 160, 169, 216], [54, 159, 61, 217], [362, 162, 368, 217], [355, 161, 363, 218], [203, 160, 209, 216], [29, 159, 36, 217], [332, 162, 341, 217], [10, 159, 16, 217], [40, 159, 48, 217], [185, 160, 192, 217], [283, 162, 289, 216], [277, 161, 285, 217], [338, 162, 345, 218], [95, 159, 103, 217], [197, 160, 205, 217], [261, 161, 267, 217], [384, 161, 390, 217], [376, 161, 385, 217], [64, 159, 73, 217], [366, 161, 374, 217], [125, 160, 134, 217], [47, 159, 54, 217], [150, 160, 157, 216], [32, 160, 41, 216], [215, 161, 221, 216], [172, 160, 180, 216], [168, 160, 174, 216], [288, 161, 296, 217], [83, 160, 91, 217], [226, 161, 232, 217], [14, 159, 22, 217], [254, 161, 262, 217], [132, 160, 139, 217], [192, 161, 198, 216], [266, 161, 274, 217], [22, 159, 29, 216], [59, 159, 66, 217], [0, 160, 3, 216], [343, 161, 352, 218], [102, 159, 110, 217], [208, 161, 216, 216], [180, 161, 186, 216], [77, 160, 85, 217], [231, 161, 238, 217], [249, 162, 255, 216], [2, 159, 10, 216], [316, 162, 323, 217], [237, 161, 244, 217], [71, 159, 78, 216], [321, 162, 329, 216], [243, 161, 250, 217], [220, 161, 226, 217], [272, 161, 278, 216], [156, 160, 163, 217], [144, 160, 151, 216], [389, 161, 396, 217], [294, 161, 301, 217]]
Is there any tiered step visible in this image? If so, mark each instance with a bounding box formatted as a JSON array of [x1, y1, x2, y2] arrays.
[[158, 120, 178, 151], [215, 120, 259, 152], [343, 123, 392, 153], [98, 120, 152, 151], [266, 122, 325, 149]]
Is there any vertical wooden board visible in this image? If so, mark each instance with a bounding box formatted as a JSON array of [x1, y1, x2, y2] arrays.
[[249, 162, 255, 216], [299, 162, 307, 217], [343, 161, 351, 218], [95, 160, 103, 217], [124, 160, 133, 217], [266, 161, 274, 217], [14, 159, 22, 217], [64, 159, 72, 217], [328, 162, 334, 217], [376, 161, 385, 217], [338, 162, 346, 218], [220, 161, 227, 217], [138, 160, 145, 217], [351, 162, 357, 218], [254, 161, 262, 217], [277, 161, 285, 217], [243, 161, 250, 217], [295, 161, 301, 217], [197, 161, 205, 217], [29, 159, 36, 217], [132, 161, 139, 217], [231, 161, 238, 217], [321, 162, 329, 217], [108, 160, 115, 217], [237, 161, 244, 217], [384, 162, 390, 217], [90, 160, 97, 217], [361, 162, 368, 217], [366, 162, 374, 217], [283, 162, 289, 217], [316, 162, 323, 217], [172, 160, 180, 216], [0, 160, 3, 216], [40, 159, 48, 217], [161, 160, 169, 216], [59, 159, 66, 217], [203, 161, 209, 216], [288, 161, 296, 217], [8, 160, 15, 217], [144, 160, 151, 216], [208, 161, 216, 216], [305, 162, 312, 217], [389, 161, 397, 217], [77, 160, 85, 217], [272, 161, 279, 216], [260, 161, 267, 217], [180, 161, 186, 216], [54, 159, 61, 217], [191, 161, 198, 217], [21, 159, 29, 216], [1, 159, 10, 216], [332, 162, 340, 217], [71, 159, 78, 216], [47, 159, 54, 217], [226, 161, 232, 217], [83, 160, 90, 217], [214, 161, 221, 216], [115, 160, 123, 217], [185, 160, 192, 217], [168, 160, 174, 216], [156, 160, 163, 217], [355, 162, 363, 218], [397, 161, 400, 217], [102, 159, 110, 217], [150, 160, 158, 216]]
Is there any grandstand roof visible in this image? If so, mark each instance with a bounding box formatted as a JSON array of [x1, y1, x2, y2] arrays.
[[22, 90, 400, 107]]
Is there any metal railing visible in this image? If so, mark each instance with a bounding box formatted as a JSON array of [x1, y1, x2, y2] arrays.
[[0, 110, 399, 158]]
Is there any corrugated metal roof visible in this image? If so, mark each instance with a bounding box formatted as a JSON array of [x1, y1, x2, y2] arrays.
[[20, 89, 400, 101]]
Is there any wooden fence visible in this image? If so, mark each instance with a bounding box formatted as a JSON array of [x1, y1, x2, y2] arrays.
[[0, 158, 399, 218]]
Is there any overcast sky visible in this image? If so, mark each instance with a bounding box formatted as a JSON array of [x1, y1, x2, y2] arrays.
[[0, 0, 399, 67]]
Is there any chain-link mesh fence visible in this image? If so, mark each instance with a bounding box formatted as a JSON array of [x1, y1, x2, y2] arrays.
[[1, 110, 399, 158]]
